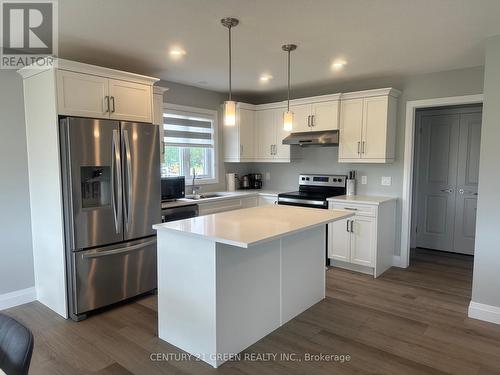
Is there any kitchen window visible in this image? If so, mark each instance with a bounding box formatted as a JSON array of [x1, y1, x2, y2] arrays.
[[161, 105, 218, 184]]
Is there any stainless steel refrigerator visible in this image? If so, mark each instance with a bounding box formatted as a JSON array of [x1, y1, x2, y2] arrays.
[[59, 117, 161, 321]]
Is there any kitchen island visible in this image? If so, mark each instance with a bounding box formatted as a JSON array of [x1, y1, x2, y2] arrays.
[[153, 205, 353, 367]]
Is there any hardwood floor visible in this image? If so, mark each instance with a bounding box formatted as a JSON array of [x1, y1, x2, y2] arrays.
[[5, 248, 500, 375]]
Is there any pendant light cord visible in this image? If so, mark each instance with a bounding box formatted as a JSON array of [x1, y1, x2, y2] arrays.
[[287, 49, 291, 111], [228, 26, 232, 101]]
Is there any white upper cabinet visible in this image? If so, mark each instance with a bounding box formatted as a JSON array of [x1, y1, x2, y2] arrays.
[[57, 71, 109, 119], [290, 97, 340, 132], [255, 109, 275, 159], [108, 79, 152, 122], [51, 60, 158, 123], [223, 105, 255, 162], [339, 88, 400, 163], [290, 104, 312, 132], [339, 98, 364, 159], [311, 100, 340, 131], [253, 107, 290, 162]]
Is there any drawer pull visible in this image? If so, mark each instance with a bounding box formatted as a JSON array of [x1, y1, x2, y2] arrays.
[[344, 207, 358, 211]]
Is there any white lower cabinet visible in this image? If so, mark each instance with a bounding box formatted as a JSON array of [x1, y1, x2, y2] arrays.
[[197, 196, 259, 216], [328, 198, 396, 277]]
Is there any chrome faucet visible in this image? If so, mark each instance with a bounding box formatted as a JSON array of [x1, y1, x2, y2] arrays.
[[191, 168, 200, 195]]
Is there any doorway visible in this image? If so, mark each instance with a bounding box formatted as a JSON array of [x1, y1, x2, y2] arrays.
[[411, 105, 482, 255]]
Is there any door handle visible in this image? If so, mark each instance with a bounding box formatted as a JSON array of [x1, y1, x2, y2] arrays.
[[349, 220, 354, 233], [440, 188, 454, 194], [123, 129, 133, 233], [346, 220, 350, 232], [459, 188, 478, 195], [357, 141, 361, 154], [112, 129, 122, 234], [104, 96, 110, 113], [311, 115, 315, 127], [82, 238, 157, 259], [307, 115, 311, 127], [110, 96, 115, 113], [362, 141, 366, 154]]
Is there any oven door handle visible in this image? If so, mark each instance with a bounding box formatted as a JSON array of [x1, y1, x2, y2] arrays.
[[278, 197, 326, 207]]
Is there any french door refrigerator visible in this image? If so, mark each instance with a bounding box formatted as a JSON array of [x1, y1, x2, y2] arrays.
[[60, 117, 161, 321]]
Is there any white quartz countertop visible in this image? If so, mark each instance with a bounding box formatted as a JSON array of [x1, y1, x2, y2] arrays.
[[153, 205, 353, 248], [161, 190, 280, 209], [327, 194, 397, 205]]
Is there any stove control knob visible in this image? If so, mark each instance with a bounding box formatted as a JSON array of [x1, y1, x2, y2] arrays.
[[338, 178, 343, 183], [332, 178, 337, 182], [306, 177, 310, 181], [301, 177, 305, 181]]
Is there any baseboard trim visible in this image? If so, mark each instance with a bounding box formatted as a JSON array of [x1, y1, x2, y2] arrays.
[[468, 301, 500, 325], [392, 255, 402, 267], [0, 287, 36, 311]]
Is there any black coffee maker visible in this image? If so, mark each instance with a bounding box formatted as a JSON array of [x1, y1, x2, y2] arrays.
[[248, 173, 263, 189]]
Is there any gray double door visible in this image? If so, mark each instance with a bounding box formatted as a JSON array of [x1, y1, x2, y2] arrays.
[[415, 106, 482, 255]]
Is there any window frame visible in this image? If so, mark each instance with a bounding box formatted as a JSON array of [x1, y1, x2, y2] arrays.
[[162, 103, 219, 186]]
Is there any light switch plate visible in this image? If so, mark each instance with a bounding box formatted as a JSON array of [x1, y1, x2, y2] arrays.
[[361, 176, 368, 185], [381, 176, 392, 186], [265, 172, 271, 181]]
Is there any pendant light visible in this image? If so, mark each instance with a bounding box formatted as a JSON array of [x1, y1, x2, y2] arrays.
[[221, 17, 239, 126], [282, 44, 297, 131]]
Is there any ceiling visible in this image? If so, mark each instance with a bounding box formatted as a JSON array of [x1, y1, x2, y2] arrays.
[[58, 0, 500, 95]]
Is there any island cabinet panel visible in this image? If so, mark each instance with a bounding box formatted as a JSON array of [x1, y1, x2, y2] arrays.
[[281, 226, 325, 324], [216, 240, 281, 360]]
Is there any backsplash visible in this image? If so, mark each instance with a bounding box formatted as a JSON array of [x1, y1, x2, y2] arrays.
[[225, 146, 402, 196]]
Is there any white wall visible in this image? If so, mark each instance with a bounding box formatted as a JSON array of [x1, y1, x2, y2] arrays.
[[0, 70, 35, 295], [471, 36, 500, 312], [227, 66, 485, 256]]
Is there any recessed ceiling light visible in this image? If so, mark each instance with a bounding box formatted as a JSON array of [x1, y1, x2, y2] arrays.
[[260, 74, 273, 83], [331, 60, 347, 70], [169, 47, 186, 58]]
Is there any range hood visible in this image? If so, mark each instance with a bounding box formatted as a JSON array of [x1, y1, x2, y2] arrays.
[[282, 130, 339, 147]]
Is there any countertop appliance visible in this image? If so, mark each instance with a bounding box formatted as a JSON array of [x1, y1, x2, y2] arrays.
[[161, 176, 185, 201], [278, 174, 347, 266], [240, 175, 251, 189], [60, 117, 161, 321], [249, 173, 263, 189], [161, 204, 199, 223]]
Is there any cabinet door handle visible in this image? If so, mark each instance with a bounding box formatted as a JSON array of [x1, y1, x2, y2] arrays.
[[273, 145, 276, 155], [311, 115, 315, 127], [110, 96, 115, 113], [104, 96, 110, 113], [350, 220, 354, 233], [357, 141, 361, 154], [307, 115, 311, 127], [346, 220, 350, 232], [362, 141, 366, 154]]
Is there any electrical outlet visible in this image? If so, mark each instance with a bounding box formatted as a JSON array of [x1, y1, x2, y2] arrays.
[[381, 176, 392, 186], [265, 172, 271, 181], [361, 176, 368, 185]]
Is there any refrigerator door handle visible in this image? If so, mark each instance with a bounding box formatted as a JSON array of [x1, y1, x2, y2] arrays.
[[112, 129, 123, 234], [81, 238, 157, 259], [123, 129, 133, 232]]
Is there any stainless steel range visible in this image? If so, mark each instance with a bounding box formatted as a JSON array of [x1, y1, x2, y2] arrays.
[[278, 174, 347, 209]]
